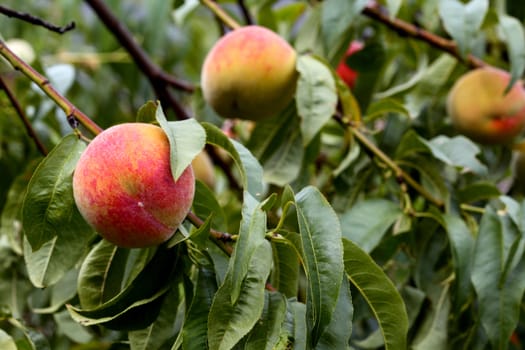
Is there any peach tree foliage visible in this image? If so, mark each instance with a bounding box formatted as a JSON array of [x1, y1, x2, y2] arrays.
[[1, 1, 525, 350]]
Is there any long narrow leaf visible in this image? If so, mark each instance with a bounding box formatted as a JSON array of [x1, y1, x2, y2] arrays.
[[202, 122, 264, 199], [207, 240, 273, 350], [22, 134, 91, 250], [343, 238, 408, 350], [295, 186, 344, 346]]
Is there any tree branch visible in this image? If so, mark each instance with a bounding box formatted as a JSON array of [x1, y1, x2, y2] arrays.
[[334, 113, 444, 208], [0, 5, 75, 34], [237, 0, 254, 26], [200, 0, 241, 30], [0, 40, 103, 137], [0, 76, 48, 155], [84, 0, 194, 120], [362, 3, 487, 69]]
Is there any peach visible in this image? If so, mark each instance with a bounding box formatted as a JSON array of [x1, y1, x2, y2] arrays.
[[446, 67, 525, 144], [336, 41, 364, 89], [192, 150, 216, 189], [72, 123, 195, 248], [201, 25, 298, 120]]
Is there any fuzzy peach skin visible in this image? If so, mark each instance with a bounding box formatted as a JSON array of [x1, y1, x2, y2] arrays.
[[192, 150, 215, 189], [73, 123, 195, 248], [201, 25, 298, 120], [447, 67, 525, 145]]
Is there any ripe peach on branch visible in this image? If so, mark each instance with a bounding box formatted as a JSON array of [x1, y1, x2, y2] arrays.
[[446, 67, 525, 145], [73, 123, 195, 248], [201, 25, 298, 121]]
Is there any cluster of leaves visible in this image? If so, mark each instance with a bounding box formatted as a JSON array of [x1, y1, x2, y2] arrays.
[[2, 0, 525, 349]]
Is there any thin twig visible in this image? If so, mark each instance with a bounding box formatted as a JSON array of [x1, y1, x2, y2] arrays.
[[0, 40, 103, 137], [237, 0, 254, 25], [84, 0, 194, 120], [334, 113, 444, 208], [187, 211, 234, 256], [0, 76, 48, 155], [0, 5, 75, 34], [200, 0, 241, 30], [362, 3, 487, 69]]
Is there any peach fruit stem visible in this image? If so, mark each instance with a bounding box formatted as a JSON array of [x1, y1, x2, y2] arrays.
[[0, 40, 103, 136], [200, 0, 241, 30]]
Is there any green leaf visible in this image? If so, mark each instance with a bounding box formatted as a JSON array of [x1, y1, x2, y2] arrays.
[[129, 280, 183, 350], [320, 0, 368, 64], [295, 5, 324, 57], [192, 180, 228, 232], [470, 206, 525, 349], [365, 98, 411, 122], [343, 238, 408, 350], [0, 329, 17, 350], [412, 286, 451, 350], [182, 214, 212, 248], [374, 43, 428, 99], [262, 122, 304, 186], [438, 0, 488, 57], [394, 129, 432, 159], [295, 55, 337, 146], [0, 160, 38, 255], [247, 107, 304, 186], [441, 214, 474, 309], [77, 240, 153, 309], [339, 199, 402, 253], [270, 237, 300, 298], [68, 285, 169, 331], [68, 246, 178, 330], [405, 53, 457, 115], [286, 299, 307, 350], [400, 131, 485, 176], [295, 186, 344, 346], [316, 277, 353, 349], [498, 14, 525, 88], [228, 192, 267, 304], [244, 291, 287, 350], [457, 181, 501, 204], [32, 268, 78, 314], [23, 227, 92, 289], [181, 268, 218, 350], [53, 309, 93, 344], [156, 104, 206, 181], [22, 134, 91, 251], [201, 122, 264, 199], [426, 135, 487, 175], [385, 0, 402, 17], [136, 100, 158, 123], [207, 240, 273, 350]]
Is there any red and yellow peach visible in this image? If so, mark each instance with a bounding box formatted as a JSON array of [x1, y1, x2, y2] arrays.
[[201, 25, 298, 120], [446, 67, 525, 145], [72, 123, 195, 248]]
